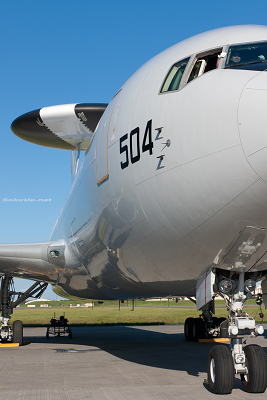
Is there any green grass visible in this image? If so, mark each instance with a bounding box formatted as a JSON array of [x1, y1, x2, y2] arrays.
[[19, 298, 259, 308], [10, 302, 267, 326]]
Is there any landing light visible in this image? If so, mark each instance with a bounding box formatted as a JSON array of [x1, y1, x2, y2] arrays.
[[219, 279, 234, 294], [49, 250, 60, 258], [244, 279, 256, 293]]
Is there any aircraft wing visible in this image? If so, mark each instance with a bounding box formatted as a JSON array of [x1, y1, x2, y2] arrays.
[[0, 240, 66, 284], [3, 103, 108, 290]]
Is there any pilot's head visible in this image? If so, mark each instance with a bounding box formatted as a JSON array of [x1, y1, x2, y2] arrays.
[[231, 53, 241, 63]]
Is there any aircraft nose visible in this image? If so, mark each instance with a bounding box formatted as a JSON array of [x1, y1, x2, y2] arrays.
[[238, 72, 267, 182]]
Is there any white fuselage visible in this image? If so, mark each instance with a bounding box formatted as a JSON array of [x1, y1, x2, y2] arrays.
[[43, 25, 267, 299]]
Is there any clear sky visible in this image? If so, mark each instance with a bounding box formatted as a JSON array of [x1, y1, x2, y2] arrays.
[[0, 0, 266, 299]]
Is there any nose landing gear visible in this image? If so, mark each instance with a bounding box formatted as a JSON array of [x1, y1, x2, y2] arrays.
[[189, 265, 267, 394]]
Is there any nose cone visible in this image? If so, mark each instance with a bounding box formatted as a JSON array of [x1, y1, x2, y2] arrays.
[[238, 72, 267, 182]]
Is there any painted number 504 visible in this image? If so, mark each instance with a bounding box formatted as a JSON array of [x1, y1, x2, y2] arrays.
[[120, 120, 153, 170]]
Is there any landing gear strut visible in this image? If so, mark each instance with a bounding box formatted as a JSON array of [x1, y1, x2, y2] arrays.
[[0, 275, 47, 345], [185, 264, 267, 394], [208, 265, 267, 394]]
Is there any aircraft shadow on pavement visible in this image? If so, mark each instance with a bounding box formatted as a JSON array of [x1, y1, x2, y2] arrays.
[[24, 326, 267, 378]]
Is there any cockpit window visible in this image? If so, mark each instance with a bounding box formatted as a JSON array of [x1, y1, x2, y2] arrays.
[[160, 57, 190, 92], [225, 41, 267, 70], [186, 48, 223, 84], [188, 59, 206, 82]]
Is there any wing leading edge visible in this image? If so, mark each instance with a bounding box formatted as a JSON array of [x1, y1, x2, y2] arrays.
[[0, 240, 66, 284]]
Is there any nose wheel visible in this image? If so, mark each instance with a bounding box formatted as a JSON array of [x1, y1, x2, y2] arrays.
[[207, 345, 235, 394], [207, 343, 267, 394], [193, 263, 267, 394], [240, 345, 267, 393]]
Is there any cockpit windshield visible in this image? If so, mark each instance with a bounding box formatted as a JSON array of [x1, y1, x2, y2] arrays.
[[160, 57, 190, 92], [225, 41, 267, 70]]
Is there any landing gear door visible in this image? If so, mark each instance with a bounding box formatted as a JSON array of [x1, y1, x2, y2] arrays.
[[196, 269, 216, 310]]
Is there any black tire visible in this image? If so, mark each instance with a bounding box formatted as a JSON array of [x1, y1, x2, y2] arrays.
[[12, 320, 23, 346], [192, 318, 205, 341], [207, 345, 235, 394], [184, 317, 194, 341], [46, 332, 49, 339], [241, 345, 267, 393]]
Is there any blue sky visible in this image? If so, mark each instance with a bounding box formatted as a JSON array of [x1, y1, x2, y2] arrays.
[[0, 1, 266, 299]]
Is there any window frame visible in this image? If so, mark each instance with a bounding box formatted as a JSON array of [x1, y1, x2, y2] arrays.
[[159, 46, 227, 95], [184, 47, 224, 86], [223, 40, 267, 69], [159, 57, 190, 94]]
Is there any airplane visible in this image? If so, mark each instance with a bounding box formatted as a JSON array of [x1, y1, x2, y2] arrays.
[[1, 24, 267, 395]]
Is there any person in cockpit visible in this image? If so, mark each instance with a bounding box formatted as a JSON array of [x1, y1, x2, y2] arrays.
[[230, 52, 241, 63]]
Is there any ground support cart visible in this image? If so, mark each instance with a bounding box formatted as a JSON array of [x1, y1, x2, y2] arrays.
[[46, 316, 72, 339]]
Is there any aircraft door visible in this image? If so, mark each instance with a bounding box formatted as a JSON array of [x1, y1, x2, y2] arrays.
[[95, 93, 120, 185]]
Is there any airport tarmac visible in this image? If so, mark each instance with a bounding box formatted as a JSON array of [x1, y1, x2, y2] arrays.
[[0, 324, 266, 400]]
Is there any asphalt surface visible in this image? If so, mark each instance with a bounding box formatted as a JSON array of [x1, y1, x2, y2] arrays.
[[0, 324, 266, 399]]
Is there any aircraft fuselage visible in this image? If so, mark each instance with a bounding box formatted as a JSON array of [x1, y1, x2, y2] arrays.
[[45, 25, 267, 299]]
